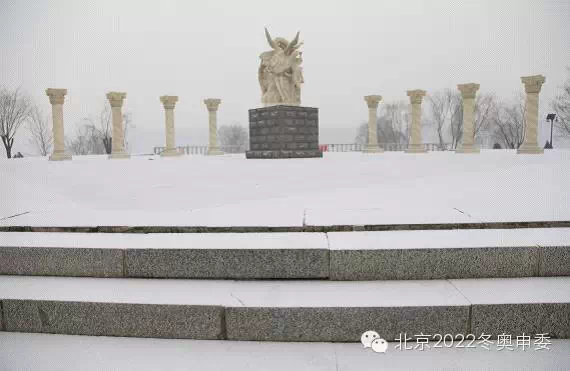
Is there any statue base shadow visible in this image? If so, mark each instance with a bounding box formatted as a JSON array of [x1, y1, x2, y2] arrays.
[[246, 105, 323, 159]]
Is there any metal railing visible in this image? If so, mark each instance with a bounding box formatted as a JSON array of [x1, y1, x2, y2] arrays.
[[153, 143, 452, 155], [153, 145, 247, 155], [322, 143, 452, 152]]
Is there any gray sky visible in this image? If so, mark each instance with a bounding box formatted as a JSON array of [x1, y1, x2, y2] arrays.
[[1, 0, 569, 154]]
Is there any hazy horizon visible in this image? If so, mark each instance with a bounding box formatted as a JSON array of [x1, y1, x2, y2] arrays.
[[1, 0, 569, 155]]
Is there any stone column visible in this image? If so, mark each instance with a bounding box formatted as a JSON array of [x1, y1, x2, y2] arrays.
[[518, 75, 546, 154], [46, 88, 72, 161], [456, 83, 480, 154], [204, 98, 223, 156], [159, 95, 181, 157], [106, 92, 130, 159], [405, 89, 427, 153], [363, 95, 383, 153]]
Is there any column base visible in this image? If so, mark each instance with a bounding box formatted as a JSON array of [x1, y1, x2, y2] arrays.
[[207, 147, 224, 156], [405, 144, 427, 154], [49, 152, 72, 161], [108, 152, 131, 159], [363, 144, 384, 153], [455, 146, 480, 154], [517, 145, 544, 154], [160, 149, 182, 157]]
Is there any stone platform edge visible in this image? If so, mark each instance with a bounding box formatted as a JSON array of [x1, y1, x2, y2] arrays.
[[0, 298, 568, 341], [245, 150, 323, 159], [0, 220, 569, 234], [0, 238, 568, 279]]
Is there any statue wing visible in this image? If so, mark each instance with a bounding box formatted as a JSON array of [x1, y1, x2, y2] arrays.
[[264, 27, 276, 50], [284, 31, 300, 55]]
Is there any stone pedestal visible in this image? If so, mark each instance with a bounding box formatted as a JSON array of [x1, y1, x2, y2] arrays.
[[246, 105, 322, 159], [363, 95, 383, 153], [456, 83, 480, 154], [107, 92, 130, 159], [160, 95, 181, 157], [46, 88, 72, 161], [518, 75, 546, 154], [405, 90, 427, 153], [204, 98, 223, 156]]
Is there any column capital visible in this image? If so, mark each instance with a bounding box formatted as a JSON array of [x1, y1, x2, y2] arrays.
[[457, 83, 480, 99], [106, 92, 127, 107], [204, 98, 222, 111], [46, 88, 67, 105], [364, 95, 382, 109], [160, 95, 179, 109], [406, 90, 427, 104], [521, 75, 546, 94]]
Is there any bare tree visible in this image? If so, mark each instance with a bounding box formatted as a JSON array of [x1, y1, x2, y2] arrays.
[[354, 102, 410, 146], [82, 103, 112, 154], [218, 123, 248, 152], [355, 122, 368, 144], [428, 89, 499, 150], [448, 92, 463, 149], [469, 93, 500, 149], [76, 102, 133, 155], [490, 92, 526, 149], [551, 67, 570, 137], [0, 87, 32, 158], [27, 105, 52, 156], [381, 101, 410, 146], [473, 93, 499, 140], [66, 122, 106, 155], [426, 89, 458, 150], [354, 118, 402, 146]]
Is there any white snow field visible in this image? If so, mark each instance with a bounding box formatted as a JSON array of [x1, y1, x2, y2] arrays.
[[0, 332, 568, 371], [0, 150, 568, 371], [0, 150, 568, 227]]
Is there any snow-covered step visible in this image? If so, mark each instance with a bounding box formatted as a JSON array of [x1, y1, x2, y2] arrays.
[[1, 333, 568, 371], [450, 277, 570, 339], [0, 276, 568, 341], [1, 229, 568, 280], [328, 228, 570, 280], [0, 232, 329, 279], [0, 276, 233, 339]]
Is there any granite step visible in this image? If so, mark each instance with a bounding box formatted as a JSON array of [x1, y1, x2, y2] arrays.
[[0, 229, 568, 280], [0, 276, 568, 341], [0, 232, 329, 279], [328, 228, 570, 280]]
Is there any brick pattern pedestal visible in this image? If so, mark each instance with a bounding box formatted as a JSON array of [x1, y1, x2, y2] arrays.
[[246, 105, 322, 159]]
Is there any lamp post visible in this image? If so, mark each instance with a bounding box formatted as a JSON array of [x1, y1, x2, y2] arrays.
[[546, 113, 557, 149]]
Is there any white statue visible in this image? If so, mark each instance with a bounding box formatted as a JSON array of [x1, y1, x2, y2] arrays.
[[259, 28, 304, 106]]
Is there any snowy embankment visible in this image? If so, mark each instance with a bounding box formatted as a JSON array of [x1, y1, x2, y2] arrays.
[[0, 150, 568, 227]]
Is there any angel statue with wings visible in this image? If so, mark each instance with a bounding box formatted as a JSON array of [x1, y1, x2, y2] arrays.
[[258, 28, 304, 106]]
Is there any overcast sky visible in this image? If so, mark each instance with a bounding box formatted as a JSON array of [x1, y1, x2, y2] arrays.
[[1, 0, 569, 154]]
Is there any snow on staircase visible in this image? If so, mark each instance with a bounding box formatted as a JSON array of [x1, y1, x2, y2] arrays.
[[0, 228, 568, 342]]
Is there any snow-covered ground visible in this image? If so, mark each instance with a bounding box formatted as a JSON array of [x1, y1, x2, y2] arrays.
[[0, 150, 568, 227], [1, 332, 568, 371], [1, 228, 568, 250]]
